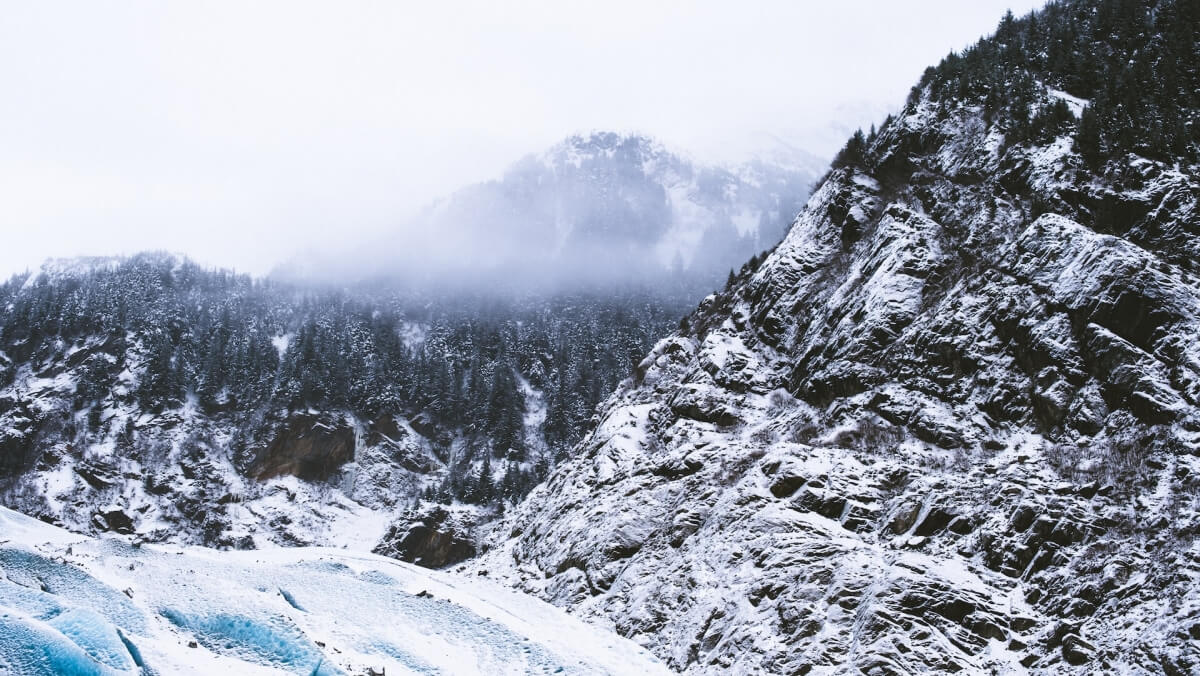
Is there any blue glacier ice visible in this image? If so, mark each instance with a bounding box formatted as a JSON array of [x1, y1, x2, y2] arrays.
[[0, 548, 145, 632], [47, 608, 137, 671], [0, 609, 133, 676], [159, 608, 341, 675], [0, 506, 670, 675]]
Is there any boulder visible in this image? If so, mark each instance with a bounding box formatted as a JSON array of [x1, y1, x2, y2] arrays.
[[374, 507, 477, 569]]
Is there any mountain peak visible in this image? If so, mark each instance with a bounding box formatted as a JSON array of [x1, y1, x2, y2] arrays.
[[282, 131, 826, 291], [535, 131, 681, 177]]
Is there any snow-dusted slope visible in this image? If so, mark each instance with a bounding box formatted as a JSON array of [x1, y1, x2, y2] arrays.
[[0, 506, 669, 675], [0, 253, 686, 567], [0, 321, 427, 550], [468, 5, 1200, 674]]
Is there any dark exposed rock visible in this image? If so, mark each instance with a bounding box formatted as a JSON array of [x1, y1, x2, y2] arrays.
[[655, 455, 704, 480], [75, 461, 120, 489], [251, 412, 356, 481], [912, 506, 954, 537], [1062, 634, 1095, 665], [92, 509, 135, 535], [374, 506, 477, 569], [767, 474, 806, 500]]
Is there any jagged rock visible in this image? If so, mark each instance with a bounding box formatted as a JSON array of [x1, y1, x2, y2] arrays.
[[1062, 634, 1095, 665], [912, 506, 955, 537], [887, 500, 923, 534], [374, 506, 477, 569], [92, 509, 135, 534], [74, 461, 119, 489], [469, 4, 1200, 673], [365, 415, 438, 474]]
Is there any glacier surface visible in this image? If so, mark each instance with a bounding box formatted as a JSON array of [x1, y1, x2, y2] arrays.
[[0, 506, 668, 675]]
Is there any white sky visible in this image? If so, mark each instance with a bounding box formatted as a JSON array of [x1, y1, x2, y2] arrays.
[[0, 0, 1045, 278]]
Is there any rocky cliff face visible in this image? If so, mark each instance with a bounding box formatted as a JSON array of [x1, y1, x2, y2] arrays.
[[251, 412, 357, 481], [469, 10, 1200, 674]]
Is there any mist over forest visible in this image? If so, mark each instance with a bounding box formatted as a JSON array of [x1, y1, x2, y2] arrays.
[[275, 132, 824, 295]]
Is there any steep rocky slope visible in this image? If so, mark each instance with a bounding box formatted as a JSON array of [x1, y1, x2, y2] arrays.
[[470, 2, 1200, 673]]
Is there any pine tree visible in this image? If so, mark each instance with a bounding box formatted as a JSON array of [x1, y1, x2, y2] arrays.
[[1076, 104, 1104, 168], [832, 129, 868, 169]]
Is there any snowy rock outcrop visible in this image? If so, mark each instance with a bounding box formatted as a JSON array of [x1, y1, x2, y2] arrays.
[[374, 503, 481, 569], [470, 9, 1200, 675]]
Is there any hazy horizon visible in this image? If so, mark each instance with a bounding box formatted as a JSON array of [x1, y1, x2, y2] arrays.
[[1, 0, 1045, 279]]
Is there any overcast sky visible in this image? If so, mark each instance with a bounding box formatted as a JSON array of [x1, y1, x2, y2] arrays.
[[0, 0, 1046, 278]]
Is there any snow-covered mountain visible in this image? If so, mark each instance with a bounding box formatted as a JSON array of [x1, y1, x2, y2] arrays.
[[282, 132, 824, 290], [7, 2, 1200, 674], [467, 1, 1200, 673], [0, 505, 669, 675]]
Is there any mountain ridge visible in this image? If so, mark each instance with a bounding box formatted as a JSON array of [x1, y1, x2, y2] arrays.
[[278, 130, 825, 290]]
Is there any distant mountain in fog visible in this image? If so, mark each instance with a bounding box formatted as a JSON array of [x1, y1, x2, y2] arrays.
[[278, 132, 825, 290]]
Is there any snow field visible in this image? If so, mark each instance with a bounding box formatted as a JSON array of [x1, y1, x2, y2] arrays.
[[0, 507, 669, 675]]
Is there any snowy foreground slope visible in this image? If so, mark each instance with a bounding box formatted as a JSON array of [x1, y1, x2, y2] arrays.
[[0, 507, 669, 675]]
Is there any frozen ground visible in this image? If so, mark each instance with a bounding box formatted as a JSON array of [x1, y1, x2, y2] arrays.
[[0, 506, 669, 675]]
